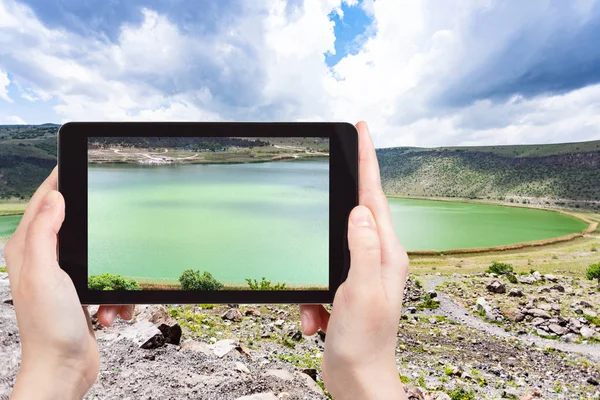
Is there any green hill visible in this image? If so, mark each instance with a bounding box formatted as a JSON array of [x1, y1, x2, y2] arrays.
[[1, 125, 599, 209], [377, 140, 600, 209], [0, 125, 58, 199]]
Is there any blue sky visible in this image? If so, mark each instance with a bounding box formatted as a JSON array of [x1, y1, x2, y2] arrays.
[[1, 0, 600, 147]]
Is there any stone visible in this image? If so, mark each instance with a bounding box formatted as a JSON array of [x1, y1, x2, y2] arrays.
[[289, 330, 303, 341], [545, 274, 558, 282], [210, 339, 238, 358], [294, 371, 323, 393], [584, 310, 598, 319], [407, 306, 417, 314], [486, 280, 506, 294], [569, 318, 583, 329], [179, 340, 213, 356], [519, 275, 537, 284], [588, 377, 599, 386], [222, 308, 244, 322], [302, 368, 318, 381], [236, 393, 278, 400], [532, 271, 543, 281], [244, 308, 261, 317], [520, 388, 543, 399], [264, 369, 294, 381], [550, 284, 565, 292], [531, 317, 546, 326], [528, 309, 552, 319], [147, 306, 182, 345], [581, 326, 596, 338], [538, 303, 553, 312], [560, 333, 577, 343], [234, 361, 250, 374], [508, 289, 524, 297], [427, 290, 438, 298], [548, 324, 567, 335], [119, 320, 165, 349], [274, 319, 285, 327], [504, 308, 525, 322], [404, 385, 425, 400]]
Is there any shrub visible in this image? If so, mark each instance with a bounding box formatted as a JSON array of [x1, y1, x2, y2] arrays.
[[246, 277, 286, 291], [486, 262, 513, 276], [587, 263, 600, 289], [179, 270, 224, 291], [0, 266, 6, 273], [506, 273, 518, 284], [88, 273, 141, 291], [417, 294, 440, 310], [447, 388, 475, 400]]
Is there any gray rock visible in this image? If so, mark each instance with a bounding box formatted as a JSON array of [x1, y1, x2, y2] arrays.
[[264, 369, 294, 381], [211, 339, 238, 358], [179, 339, 213, 356], [560, 333, 577, 343], [119, 320, 165, 349], [147, 306, 182, 345], [545, 274, 559, 282], [528, 309, 552, 319], [504, 308, 525, 322], [532, 271, 543, 281], [222, 308, 244, 322], [234, 362, 250, 374], [294, 371, 323, 394], [486, 280, 506, 294], [548, 324, 568, 335], [584, 310, 598, 319], [236, 393, 278, 400], [508, 289, 524, 297], [519, 275, 537, 284], [581, 326, 596, 338]]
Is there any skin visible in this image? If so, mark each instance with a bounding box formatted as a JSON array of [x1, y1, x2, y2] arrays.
[[301, 121, 409, 399], [7, 121, 408, 400]]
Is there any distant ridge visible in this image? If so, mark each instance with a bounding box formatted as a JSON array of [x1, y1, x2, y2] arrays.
[[1, 125, 599, 210]]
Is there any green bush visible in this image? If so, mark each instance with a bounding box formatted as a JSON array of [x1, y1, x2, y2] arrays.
[[245, 277, 286, 291], [486, 262, 514, 276], [587, 263, 600, 289], [88, 273, 141, 291], [179, 270, 224, 291], [417, 294, 440, 310], [506, 273, 518, 284], [447, 388, 475, 400], [0, 266, 6, 273]]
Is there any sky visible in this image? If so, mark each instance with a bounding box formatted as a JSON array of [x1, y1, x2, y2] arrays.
[[1, 0, 600, 147]]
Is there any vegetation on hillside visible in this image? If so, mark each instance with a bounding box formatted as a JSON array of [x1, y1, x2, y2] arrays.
[[377, 141, 600, 208], [88, 273, 141, 290], [0, 125, 58, 199]]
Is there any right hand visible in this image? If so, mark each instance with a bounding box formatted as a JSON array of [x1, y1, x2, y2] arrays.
[[300, 121, 409, 400]]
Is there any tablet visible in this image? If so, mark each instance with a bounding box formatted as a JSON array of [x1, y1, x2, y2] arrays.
[[58, 122, 358, 304]]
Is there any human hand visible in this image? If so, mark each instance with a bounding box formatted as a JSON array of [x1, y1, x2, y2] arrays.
[[5, 168, 134, 400], [300, 122, 409, 400]]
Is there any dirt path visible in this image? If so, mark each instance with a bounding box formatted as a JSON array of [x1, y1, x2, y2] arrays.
[[424, 276, 600, 361]]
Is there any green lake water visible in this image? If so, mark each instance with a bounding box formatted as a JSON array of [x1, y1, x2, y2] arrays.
[[0, 160, 588, 286]]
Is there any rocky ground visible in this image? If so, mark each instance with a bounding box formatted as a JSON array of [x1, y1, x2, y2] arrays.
[[1, 269, 600, 399]]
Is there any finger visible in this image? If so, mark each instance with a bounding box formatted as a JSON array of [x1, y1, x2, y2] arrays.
[[97, 306, 120, 327], [5, 167, 58, 275], [300, 304, 328, 335], [346, 205, 381, 287], [11, 167, 58, 243], [356, 122, 408, 282], [119, 304, 134, 320], [21, 190, 64, 276]]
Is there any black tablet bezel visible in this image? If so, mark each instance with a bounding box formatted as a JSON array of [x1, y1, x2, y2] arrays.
[[58, 122, 358, 304]]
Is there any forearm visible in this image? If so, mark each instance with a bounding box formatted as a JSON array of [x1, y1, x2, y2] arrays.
[[326, 365, 408, 400]]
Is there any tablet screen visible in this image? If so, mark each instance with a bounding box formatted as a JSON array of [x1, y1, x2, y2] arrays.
[[87, 137, 329, 291]]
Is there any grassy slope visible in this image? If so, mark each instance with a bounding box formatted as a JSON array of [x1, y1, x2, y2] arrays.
[[0, 125, 58, 199], [377, 139, 600, 206]]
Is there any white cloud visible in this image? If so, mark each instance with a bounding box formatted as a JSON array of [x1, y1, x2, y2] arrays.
[[0, 70, 12, 102], [0, 115, 25, 124], [0, 0, 599, 147]]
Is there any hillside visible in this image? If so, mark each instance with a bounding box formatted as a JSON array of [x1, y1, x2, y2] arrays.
[[1, 125, 600, 207], [377, 140, 600, 209], [0, 125, 58, 199]]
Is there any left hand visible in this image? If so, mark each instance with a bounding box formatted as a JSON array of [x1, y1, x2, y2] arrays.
[[5, 168, 133, 400]]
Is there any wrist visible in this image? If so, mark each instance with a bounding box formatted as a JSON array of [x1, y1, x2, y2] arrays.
[[11, 360, 90, 400], [325, 362, 406, 400]]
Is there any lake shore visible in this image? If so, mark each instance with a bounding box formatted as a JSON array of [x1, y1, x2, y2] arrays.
[[137, 282, 329, 291]]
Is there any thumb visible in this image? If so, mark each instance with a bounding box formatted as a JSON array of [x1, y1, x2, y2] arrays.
[[345, 205, 381, 288], [23, 190, 65, 270]]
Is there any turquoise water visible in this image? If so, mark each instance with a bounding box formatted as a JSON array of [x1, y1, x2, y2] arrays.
[[0, 161, 588, 285]]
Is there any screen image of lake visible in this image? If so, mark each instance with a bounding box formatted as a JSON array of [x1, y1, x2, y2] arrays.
[[87, 159, 330, 287]]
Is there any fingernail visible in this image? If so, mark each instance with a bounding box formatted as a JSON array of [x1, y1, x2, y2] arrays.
[[351, 206, 374, 227], [121, 307, 132, 320], [104, 307, 118, 325], [41, 191, 59, 211]]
